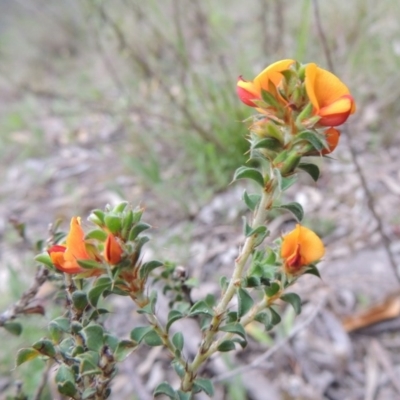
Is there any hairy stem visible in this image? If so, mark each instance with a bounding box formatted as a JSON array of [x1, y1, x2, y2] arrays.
[[181, 181, 275, 391]]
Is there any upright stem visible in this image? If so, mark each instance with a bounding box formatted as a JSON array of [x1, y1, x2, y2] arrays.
[[181, 180, 275, 391]]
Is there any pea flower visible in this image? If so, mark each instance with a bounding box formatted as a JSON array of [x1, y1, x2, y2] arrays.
[[281, 224, 325, 275], [237, 59, 355, 127], [48, 217, 101, 275], [104, 233, 123, 265], [305, 63, 356, 126], [236, 59, 294, 107]]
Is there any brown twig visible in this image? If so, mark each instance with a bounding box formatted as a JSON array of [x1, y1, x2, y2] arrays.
[[0, 266, 48, 327], [311, 0, 399, 283], [94, 3, 224, 150]]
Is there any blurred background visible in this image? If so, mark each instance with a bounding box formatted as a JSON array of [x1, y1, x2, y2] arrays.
[[1, 1, 400, 399]]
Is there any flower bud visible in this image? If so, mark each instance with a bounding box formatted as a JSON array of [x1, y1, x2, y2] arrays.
[[104, 233, 123, 265]]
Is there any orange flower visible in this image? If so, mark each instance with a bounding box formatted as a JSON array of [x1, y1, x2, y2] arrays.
[[322, 127, 340, 155], [104, 233, 123, 265], [237, 59, 295, 107], [281, 224, 325, 275], [48, 217, 100, 274], [305, 63, 356, 127]]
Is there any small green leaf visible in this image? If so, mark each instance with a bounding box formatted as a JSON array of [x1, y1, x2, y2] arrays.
[[253, 137, 282, 151], [34, 253, 54, 269], [243, 276, 260, 288], [233, 166, 265, 187], [268, 307, 282, 327], [128, 222, 151, 241], [280, 175, 297, 191], [85, 229, 108, 241], [189, 300, 213, 317], [48, 317, 70, 342], [130, 326, 153, 343], [295, 130, 325, 151], [16, 348, 40, 366], [88, 277, 112, 307], [265, 282, 280, 297], [166, 310, 184, 332], [237, 287, 254, 318], [104, 214, 122, 235], [114, 340, 137, 361], [172, 359, 185, 377], [76, 259, 103, 270], [112, 201, 128, 213], [245, 224, 268, 239], [139, 260, 163, 280], [254, 312, 270, 327], [242, 216, 251, 237], [89, 209, 105, 225], [219, 323, 246, 340], [232, 337, 248, 349], [276, 202, 304, 222], [154, 382, 176, 399], [281, 293, 302, 315], [298, 163, 320, 182], [219, 276, 229, 292], [217, 340, 236, 352], [121, 210, 134, 237], [55, 364, 75, 384], [226, 311, 238, 323], [260, 88, 282, 109], [76, 351, 99, 372], [104, 334, 119, 352], [193, 378, 214, 397], [3, 321, 22, 336], [172, 332, 184, 352], [304, 264, 321, 278], [143, 330, 163, 347], [81, 324, 104, 352], [58, 337, 74, 353], [32, 339, 56, 357], [72, 290, 89, 311], [243, 191, 261, 211], [176, 391, 192, 400], [57, 381, 77, 397]]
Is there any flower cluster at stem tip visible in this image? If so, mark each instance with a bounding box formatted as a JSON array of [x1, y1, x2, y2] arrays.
[[237, 59, 355, 155], [237, 59, 356, 274]]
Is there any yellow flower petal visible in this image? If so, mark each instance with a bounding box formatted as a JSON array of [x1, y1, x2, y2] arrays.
[[254, 59, 295, 91], [297, 225, 325, 265], [281, 224, 301, 260], [281, 225, 325, 274], [305, 63, 354, 111], [319, 96, 353, 117], [65, 217, 90, 261]]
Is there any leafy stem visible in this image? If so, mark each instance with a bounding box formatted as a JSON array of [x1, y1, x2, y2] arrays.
[[181, 178, 276, 392]]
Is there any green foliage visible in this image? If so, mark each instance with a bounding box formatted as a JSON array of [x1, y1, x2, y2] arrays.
[[275, 202, 304, 222], [243, 191, 261, 211], [281, 293, 302, 315], [233, 166, 265, 187], [4, 321, 22, 336], [298, 162, 320, 181], [237, 288, 254, 318], [189, 300, 214, 317], [16, 348, 40, 366]]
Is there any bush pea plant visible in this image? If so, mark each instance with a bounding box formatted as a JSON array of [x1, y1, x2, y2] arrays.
[[7, 59, 355, 399]]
